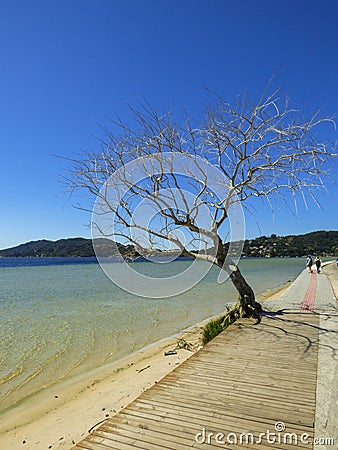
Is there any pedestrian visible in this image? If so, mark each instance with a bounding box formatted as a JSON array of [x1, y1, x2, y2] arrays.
[[306, 255, 313, 273], [314, 256, 322, 273], [336, 257, 338, 267]]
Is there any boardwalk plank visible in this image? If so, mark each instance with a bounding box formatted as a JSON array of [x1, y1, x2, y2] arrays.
[[101, 422, 195, 449], [143, 386, 315, 420], [116, 409, 306, 450], [158, 378, 316, 405], [121, 398, 309, 433], [166, 369, 316, 392], [73, 314, 318, 450], [140, 391, 315, 427], [105, 416, 203, 443], [130, 398, 314, 436]]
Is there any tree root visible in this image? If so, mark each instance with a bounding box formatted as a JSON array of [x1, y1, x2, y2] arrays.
[[220, 304, 241, 328]]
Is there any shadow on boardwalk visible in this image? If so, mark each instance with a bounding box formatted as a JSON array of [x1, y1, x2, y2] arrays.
[[73, 313, 321, 450], [262, 310, 338, 357]]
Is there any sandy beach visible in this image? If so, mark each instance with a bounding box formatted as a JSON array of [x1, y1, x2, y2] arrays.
[[0, 281, 304, 450], [0, 316, 206, 450]]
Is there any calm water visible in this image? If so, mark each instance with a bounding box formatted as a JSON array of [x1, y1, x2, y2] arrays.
[[0, 257, 305, 414]]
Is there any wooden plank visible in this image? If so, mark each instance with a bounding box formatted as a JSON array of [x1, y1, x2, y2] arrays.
[[144, 384, 315, 419], [130, 398, 314, 437], [114, 409, 306, 450], [94, 427, 188, 450], [147, 386, 315, 421], [169, 368, 317, 392], [74, 314, 318, 450], [106, 415, 310, 450], [101, 422, 196, 449], [113, 407, 310, 450], [88, 430, 165, 450], [158, 378, 316, 405], [105, 415, 204, 443], [140, 390, 315, 427], [73, 439, 125, 450], [180, 356, 318, 369]]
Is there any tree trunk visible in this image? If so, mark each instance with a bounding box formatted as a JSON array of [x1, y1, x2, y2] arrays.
[[230, 266, 262, 319], [218, 258, 262, 319]]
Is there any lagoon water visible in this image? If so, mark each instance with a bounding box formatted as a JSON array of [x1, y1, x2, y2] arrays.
[[0, 257, 305, 414]]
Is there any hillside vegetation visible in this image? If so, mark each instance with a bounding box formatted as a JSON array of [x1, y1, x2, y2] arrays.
[[0, 231, 337, 258], [0, 238, 135, 258], [243, 231, 338, 257]]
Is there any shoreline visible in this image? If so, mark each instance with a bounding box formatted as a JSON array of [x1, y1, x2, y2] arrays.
[[0, 317, 207, 449], [0, 279, 296, 450]]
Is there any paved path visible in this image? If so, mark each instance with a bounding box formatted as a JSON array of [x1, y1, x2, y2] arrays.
[[262, 264, 337, 313], [73, 264, 338, 450], [262, 263, 338, 450]]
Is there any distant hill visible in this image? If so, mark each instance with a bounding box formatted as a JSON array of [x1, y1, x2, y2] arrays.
[[0, 230, 337, 258], [0, 238, 136, 258], [242, 230, 338, 257]]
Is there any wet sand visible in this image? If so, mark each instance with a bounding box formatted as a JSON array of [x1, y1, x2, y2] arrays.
[[257, 281, 292, 302]]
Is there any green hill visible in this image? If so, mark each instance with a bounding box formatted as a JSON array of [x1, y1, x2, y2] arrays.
[[0, 238, 92, 257], [0, 238, 135, 258], [0, 230, 337, 258], [242, 230, 338, 257]]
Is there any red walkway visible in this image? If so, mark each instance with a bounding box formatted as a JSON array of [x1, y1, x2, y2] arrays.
[[300, 271, 317, 312]]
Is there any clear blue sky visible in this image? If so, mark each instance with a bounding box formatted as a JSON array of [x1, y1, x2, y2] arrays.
[[0, 0, 337, 250]]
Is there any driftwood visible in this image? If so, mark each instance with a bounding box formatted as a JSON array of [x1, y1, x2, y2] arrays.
[[164, 350, 177, 356], [164, 338, 197, 357], [137, 365, 150, 373], [88, 419, 106, 433], [176, 339, 194, 351]]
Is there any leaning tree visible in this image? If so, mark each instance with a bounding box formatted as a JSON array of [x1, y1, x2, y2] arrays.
[[67, 88, 336, 318]]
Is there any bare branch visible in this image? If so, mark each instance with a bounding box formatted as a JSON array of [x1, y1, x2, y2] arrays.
[[66, 86, 337, 318]]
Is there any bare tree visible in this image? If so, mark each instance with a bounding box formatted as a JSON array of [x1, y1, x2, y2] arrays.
[[67, 88, 336, 318]]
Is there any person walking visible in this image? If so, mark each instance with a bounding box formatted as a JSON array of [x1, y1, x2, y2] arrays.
[[314, 256, 322, 273], [306, 255, 313, 273]]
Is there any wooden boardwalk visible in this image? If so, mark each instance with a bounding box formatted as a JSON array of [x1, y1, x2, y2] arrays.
[[73, 313, 319, 449]]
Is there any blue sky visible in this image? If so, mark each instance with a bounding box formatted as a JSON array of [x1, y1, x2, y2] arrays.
[[0, 0, 337, 250]]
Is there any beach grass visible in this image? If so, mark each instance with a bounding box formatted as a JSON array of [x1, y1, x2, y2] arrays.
[[202, 305, 240, 345], [202, 316, 225, 345]]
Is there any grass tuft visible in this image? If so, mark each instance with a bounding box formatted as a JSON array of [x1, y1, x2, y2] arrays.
[[202, 317, 225, 345], [201, 305, 240, 346]]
